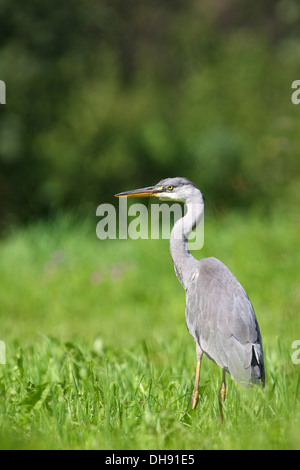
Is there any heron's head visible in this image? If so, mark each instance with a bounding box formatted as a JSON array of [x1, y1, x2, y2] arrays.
[[115, 177, 203, 203]]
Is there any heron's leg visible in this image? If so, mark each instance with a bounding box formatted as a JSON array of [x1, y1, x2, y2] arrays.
[[218, 369, 226, 424], [191, 344, 203, 410]]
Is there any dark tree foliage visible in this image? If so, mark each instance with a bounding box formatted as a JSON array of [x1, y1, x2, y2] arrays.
[[0, 0, 299, 227]]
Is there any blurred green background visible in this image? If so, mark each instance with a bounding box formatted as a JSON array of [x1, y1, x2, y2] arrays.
[[1, 0, 300, 450], [1, 0, 300, 226]]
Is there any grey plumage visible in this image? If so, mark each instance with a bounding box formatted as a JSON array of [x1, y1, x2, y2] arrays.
[[185, 257, 265, 387], [115, 176, 265, 419]]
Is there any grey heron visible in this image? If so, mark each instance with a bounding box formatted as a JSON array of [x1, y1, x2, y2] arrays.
[[115, 177, 265, 422]]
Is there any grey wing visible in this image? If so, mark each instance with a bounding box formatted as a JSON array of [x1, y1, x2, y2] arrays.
[[186, 258, 265, 387]]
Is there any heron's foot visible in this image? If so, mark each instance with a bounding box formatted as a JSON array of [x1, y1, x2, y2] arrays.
[[191, 389, 199, 410]]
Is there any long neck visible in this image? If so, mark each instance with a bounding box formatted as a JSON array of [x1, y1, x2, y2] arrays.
[[170, 195, 204, 290]]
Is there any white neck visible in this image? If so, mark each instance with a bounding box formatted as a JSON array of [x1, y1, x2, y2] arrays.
[[170, 196, 204, 290]]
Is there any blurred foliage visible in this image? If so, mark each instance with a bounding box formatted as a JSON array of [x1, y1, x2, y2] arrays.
[[0, 0, 300, 228]]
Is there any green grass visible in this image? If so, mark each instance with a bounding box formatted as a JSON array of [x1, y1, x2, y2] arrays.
[[0, 209, 300, 449]]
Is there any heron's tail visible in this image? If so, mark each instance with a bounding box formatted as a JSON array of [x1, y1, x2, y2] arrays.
[[251, 344, 265, 388]]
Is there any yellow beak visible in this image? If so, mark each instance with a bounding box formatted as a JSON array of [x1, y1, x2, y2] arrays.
[[115, 186, 163, 198]]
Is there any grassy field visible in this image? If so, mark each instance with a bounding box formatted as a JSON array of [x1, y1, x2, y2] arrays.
[[0, 209, 300, 449]]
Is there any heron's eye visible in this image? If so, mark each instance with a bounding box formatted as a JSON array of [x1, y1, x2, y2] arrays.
[[168, 185, 174, 191]]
